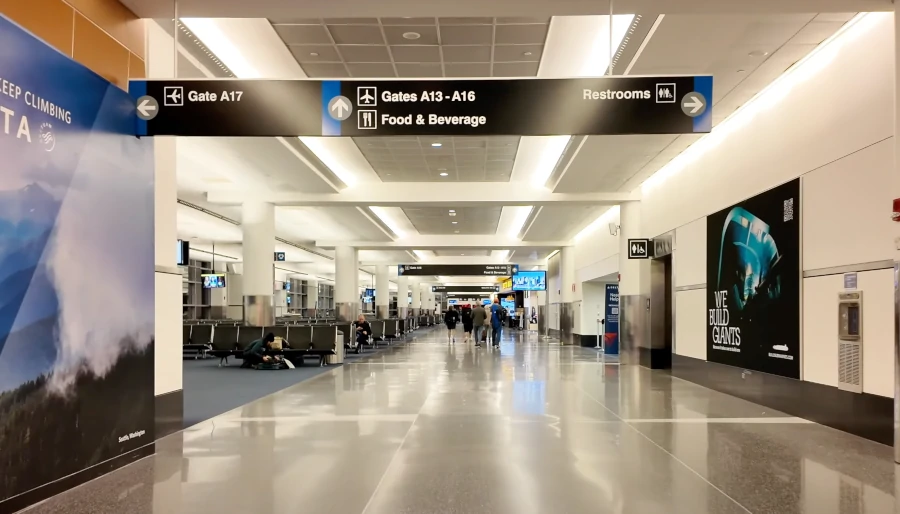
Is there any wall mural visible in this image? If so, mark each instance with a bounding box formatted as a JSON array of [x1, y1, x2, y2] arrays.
[[0, 15, 154, 504], [706, 179, 801, 379]]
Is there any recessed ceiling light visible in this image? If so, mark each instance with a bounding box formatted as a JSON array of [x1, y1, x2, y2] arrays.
[[310, 52, 319, 56], [439, 172, 449, 177], [748, 50, 769, 57], [523, 51, 533, 56], [403, 32, 421, 40], [460, 253, 465, 255], [449, 209, 455, 213], [454, 230, 460, 234], [431, 142, 442, 147], [452, 221, 458, 224], [449, 212, 457, 217]]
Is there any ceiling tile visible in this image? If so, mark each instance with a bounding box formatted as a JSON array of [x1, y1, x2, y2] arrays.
[[439, 25, 493, 45], [496, 17, 551, 24], [300, 62, 349, 77], [396, 63, 443, 77], [327, 25, 385, 45], [346, 62, 396, 77], [382, 17, 435, 25], [445, 63, 491, 77], [493, 61, 540, 77], [338, 45, 391, 62], [390, 45, 442, 63], [323, 18, 380, 25], [494, 44, 542, 62], [439, 17, 493, 25], [494, 24, 548, 45], [442, 45, 492, 63], [275, 25, 333, 45], [289, 45, 341, 62], [383, 25, 440, 46]]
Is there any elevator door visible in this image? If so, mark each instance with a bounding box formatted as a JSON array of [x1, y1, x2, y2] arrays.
[[648, 255, 673, 369]]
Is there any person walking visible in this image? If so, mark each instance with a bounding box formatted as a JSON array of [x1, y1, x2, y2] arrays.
[[444, 305, 459, 344], [481, 301, 491, 345], [471, 302, 487, 347], [461, 306, 474, 343], [490, 298, 503, 348]]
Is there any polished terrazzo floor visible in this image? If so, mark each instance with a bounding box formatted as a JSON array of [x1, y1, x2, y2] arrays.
[[23, 327, 898, 514]]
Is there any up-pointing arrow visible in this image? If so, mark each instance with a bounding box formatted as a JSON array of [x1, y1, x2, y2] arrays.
[[332, 97, 350, 117]]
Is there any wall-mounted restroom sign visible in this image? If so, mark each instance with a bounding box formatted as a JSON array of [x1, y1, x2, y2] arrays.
[[627, 239, 651, 259]]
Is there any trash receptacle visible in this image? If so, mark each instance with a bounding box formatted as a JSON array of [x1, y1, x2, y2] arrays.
[[327, 330, 344, 364]]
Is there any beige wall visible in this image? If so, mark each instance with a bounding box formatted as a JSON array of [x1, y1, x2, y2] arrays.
[[0, 0, 145, 88]]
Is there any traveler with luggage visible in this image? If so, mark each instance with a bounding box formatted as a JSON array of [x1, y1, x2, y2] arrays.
[[490, 298, 504, 348], [241, 332, 277, 368]]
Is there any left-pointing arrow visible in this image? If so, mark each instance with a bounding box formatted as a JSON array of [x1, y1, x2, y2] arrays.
[[135, 95, 159, 120], [138, 99, 156, 116]]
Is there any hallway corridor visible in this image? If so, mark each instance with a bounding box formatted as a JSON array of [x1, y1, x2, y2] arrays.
[[26, 329, 896, 514]]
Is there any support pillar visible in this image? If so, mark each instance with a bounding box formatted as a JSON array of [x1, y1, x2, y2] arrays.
[[335, 246, 359, 322], [397, 275, 409, 319], [618, 200, 651, 365], [560, 246, 576, 344], [375, 265, 390, 319], [306, 278, 319, 317], [241, 201, 275, 326], [148, 19, 183, 440], [893, 3, 900, 465]]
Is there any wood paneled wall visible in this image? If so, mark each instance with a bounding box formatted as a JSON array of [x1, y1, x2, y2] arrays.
[[0, 0, 145, 89]]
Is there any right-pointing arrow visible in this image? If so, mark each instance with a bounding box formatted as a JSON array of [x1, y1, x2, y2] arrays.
[[685, 96, 703, 114]]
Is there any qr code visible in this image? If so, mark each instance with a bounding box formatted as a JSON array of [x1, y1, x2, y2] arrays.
[[784, 198, 794, 222]]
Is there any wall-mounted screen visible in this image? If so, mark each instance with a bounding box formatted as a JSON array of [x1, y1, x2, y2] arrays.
[[284, 281, 291, 291], [286, 295, 292, 305], [202, 274, 226, 288], [512, 270, 546, 291]]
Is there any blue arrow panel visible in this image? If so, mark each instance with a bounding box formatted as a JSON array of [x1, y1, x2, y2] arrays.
[[693, 76, 713, 133], [321, 81, 342, 136]]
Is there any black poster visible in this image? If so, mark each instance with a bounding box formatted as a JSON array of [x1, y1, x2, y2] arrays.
[[706, 179, 800, 379]]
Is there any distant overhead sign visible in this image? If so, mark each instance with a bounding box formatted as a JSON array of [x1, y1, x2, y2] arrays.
[[399, 264, 515, 276], [432, 285, 500, 293], [129, 76, 713, 137]]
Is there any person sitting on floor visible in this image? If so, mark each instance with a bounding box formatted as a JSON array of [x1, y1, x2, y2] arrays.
[[355, 314, 372, 347], [241, 332, 276, 368]]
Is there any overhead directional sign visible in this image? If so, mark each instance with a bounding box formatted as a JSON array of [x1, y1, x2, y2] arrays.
[[399, 264, 515, 276], [129, 76, 713, 137], [433, 285, 501, 293]]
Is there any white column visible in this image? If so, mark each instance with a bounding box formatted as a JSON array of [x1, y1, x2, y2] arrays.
[[409, 277, 421, 315], [618, 200, 651, 359], [242, 201, 275, 326], [375, 265, 390, 318], [559, 246, 576, 343], [306, 278, 319, 315], [420, 282, 431, 315], [148, 20, 183, 410], [397, 275, 410, 318], [893, 3, 900, 464], [335, 246, 359, 322]]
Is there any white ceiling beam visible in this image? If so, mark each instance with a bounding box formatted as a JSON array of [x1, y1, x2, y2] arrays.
[[207, 185, 637, 207], [316, 236, 568, 250]]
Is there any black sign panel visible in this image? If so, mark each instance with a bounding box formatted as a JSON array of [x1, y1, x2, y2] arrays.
[[274, 252, 286, 262], [399, 264, 514, 276], [627, 239, 650, 259], [130, 76, 712, 137], [706, 179, 800, 379], [433, 285, 500, 293]]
